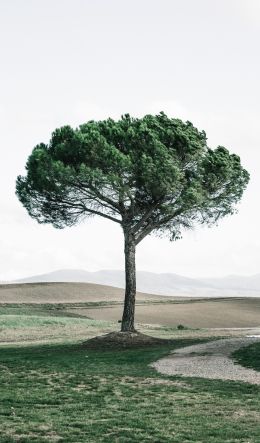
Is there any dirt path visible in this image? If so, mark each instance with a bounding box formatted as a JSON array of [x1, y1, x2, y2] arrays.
[[152, 336, 260, 384]]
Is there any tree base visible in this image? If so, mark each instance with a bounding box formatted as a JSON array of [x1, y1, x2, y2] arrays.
[[82, 331, 171, 350]]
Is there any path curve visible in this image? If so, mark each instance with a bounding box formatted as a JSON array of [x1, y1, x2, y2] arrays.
[[152, 337, 260, 384]]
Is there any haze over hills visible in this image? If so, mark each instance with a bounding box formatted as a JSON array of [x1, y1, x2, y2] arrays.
[[8, 269, 260, 297]]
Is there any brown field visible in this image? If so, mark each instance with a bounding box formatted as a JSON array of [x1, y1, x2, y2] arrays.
[[1, 282, 260, 329], [69, 298, 260, 328]]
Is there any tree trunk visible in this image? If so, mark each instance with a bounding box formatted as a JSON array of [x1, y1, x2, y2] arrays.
[[121, 231, 136, 332]]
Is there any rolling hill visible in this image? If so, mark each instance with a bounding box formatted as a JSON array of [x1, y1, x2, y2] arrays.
[[0, 281, 167, 304], [9, 269, 260, 297]]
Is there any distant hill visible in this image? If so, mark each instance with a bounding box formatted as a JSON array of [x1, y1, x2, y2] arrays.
[[202, 274, 260, 291], [9, 269, 260, 297]]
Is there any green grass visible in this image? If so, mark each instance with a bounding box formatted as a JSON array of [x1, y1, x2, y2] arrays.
[[1, 304, 260, 442], [0, 307, 115, 346], [233, 341, 260, 371], [1, 340, 260, 442], [0, 315, 110, 329]]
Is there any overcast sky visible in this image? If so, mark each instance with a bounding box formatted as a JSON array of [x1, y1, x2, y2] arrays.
[[0, 0, 259, 281]]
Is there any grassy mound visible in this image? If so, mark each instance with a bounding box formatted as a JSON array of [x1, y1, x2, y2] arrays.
[[82, 331, 172, 349]]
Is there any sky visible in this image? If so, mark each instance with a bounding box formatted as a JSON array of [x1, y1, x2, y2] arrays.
[[0, 0, 259, 281]]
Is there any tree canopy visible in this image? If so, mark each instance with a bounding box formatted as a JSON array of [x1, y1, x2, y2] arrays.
[[16, 112, 249, 245], [16, 113, 250, 331]]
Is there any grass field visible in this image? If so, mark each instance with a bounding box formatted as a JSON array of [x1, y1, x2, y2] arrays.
[[1, 284, 260, 442], [2, 339, 260, 443]]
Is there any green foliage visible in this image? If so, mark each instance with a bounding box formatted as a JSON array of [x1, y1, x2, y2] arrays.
[[177, 324, 187, 330], [16, 113, 249, 243]]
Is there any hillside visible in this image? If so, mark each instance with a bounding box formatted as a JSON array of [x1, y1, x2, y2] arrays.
[[0, 281, 168, 304], [10, 269, 260, 297]]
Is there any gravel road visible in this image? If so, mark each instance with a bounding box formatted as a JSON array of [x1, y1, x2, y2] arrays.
[[152, 336, 260, 384]]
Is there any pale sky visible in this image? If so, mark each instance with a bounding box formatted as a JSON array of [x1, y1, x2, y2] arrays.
[[0, 0, 259, 281]]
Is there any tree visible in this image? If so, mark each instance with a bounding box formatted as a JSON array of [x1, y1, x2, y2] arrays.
[[16, 113, 249, 332]]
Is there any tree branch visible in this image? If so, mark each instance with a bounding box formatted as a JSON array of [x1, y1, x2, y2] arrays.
[[49, 195, 122, 225], [87, 181, 122, 211], [135, 210, 184, 244], [83, 207, 122, 224], [131, 201, 160, 234]]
